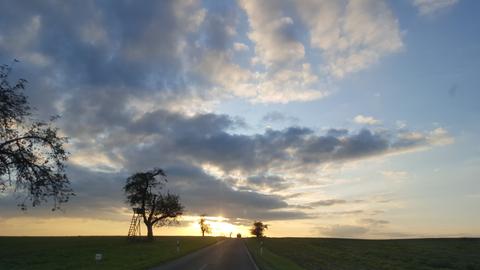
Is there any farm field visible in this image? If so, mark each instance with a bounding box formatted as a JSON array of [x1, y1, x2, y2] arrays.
[[245, 237, 480, 270], [0, 236, 222, 270]]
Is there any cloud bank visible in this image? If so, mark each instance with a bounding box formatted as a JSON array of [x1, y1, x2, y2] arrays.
[[0, 0, 453, 232]]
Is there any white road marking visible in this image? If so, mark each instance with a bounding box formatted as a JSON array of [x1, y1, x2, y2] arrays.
[[198, 263, 208, 270]]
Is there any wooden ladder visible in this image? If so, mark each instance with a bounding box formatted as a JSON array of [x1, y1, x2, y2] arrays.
[[127, 212, 141, 237]]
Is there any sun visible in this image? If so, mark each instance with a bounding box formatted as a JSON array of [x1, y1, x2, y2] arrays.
[[209, 220, 236, 236], [187, 215, 249, 237]]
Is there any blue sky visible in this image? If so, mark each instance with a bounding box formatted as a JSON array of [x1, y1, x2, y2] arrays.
[[0, 0, 478, 238]]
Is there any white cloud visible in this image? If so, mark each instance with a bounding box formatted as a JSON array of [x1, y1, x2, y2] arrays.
[[381, 170, 409, 180], [413, 0, 459, 15], [195, 51, 252, 91], [427, 127, 455, 146], [353, 115, 381, 125], [297, 0, 403, 78], [233, 0, 403, 103], [233, 42, 249, 51], [238, 0, 305, 66], [236, 0, 327, 103]]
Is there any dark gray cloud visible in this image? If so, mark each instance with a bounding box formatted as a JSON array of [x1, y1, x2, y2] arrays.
[[243, 175, 290, 191], [0, 0, 197, 87], [261, 111, 299, 124], [310, 199, 347, 207], [201, 12, 238, 51], [0, 162, 308, 222], [0, 101, 443, 222], [0, 165, 128, 221], [164, 163, 305, 221], [0, 0, 212, 125], [117, 110, 436, 174]]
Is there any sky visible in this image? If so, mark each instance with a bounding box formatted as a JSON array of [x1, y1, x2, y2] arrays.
[[0, 0, 479, 238]]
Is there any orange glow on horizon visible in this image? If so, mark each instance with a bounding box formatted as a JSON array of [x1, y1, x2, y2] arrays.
[[184, 215, 250, 237]]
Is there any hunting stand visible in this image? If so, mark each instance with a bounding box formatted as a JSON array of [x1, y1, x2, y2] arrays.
[[127, 207, 144, 239]]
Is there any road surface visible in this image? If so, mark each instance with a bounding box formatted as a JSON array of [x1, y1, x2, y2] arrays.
[[151, 239, 258, 270]]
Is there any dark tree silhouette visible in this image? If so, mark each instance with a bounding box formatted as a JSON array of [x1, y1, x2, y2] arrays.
[[124, 168, 184, 240], [250, 221, 268, 238], [0, 63, 72, 210], [199, 214, 212, 237]]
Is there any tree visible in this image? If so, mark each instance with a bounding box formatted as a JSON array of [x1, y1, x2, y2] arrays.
[[0, 63, 72, 210], [124, 168, 184, 240], [250, 221, 268, 238], [199, 214, 212, 237]]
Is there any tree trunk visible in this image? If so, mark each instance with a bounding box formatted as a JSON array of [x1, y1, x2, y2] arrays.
[[146, 223, 154, 241], [202, 230, 204, 237]]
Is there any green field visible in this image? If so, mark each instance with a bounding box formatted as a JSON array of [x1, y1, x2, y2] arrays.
[[246, 237, 480, 270], [0, 236, 221, 270]]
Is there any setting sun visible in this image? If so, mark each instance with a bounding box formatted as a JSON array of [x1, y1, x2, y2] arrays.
[[185, 216, 249, 237]]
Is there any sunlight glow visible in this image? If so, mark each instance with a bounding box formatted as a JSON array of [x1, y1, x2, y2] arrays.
[[184, 215, 250, 237]]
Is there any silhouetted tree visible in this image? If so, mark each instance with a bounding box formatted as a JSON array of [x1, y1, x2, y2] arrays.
[[250, 221, 268, 238], [124, 168, 184, 240], [0, 63, 72, 210], [199, 214, 212, 237]]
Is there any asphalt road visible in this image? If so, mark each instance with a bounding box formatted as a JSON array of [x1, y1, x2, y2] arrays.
[[151, 239, 258, 270]]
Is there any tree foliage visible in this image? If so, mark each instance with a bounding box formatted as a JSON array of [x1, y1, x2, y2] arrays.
[[124, 168, 184, 240], [0, 63, 72, 210], [250, 221, 268, 238], [199, 214, 212, 237]]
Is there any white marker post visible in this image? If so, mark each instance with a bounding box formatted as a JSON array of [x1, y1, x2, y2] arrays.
[[176, 240, 180, 253], [95, 253, 103, 263]]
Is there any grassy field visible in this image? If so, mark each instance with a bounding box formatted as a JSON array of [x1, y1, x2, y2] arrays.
[[0, 236, 221, 270], [245, 237, 480, 270], [245, 238, 303, 270]]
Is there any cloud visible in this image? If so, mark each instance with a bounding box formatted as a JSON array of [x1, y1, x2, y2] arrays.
[[381, 170, 409, 180], [261, 111, 299, 124], [413, 0, 459, 16], [238, 0, 305, 66], [0, 98, 452, 222], [236, 0, 404, 103], [310, 199, 347, 207], [0, 162, 309, 222], [0, 1, 455, 230], [0, 0, 406, 107], [353, 115, 382, 125], [164, 164, 310, 221], [62, 105, 452, 184], [242, 175, 291, 192], [233, 42, 249, 51], [317, 224, 369, 238], [297, 0, 403, 78], [360, 218, 389, 226]]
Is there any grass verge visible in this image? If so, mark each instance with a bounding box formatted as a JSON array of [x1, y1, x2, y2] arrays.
[[245, 238, 304, 270], [0, 236, 222, 270], [247, 237, 480, 270]]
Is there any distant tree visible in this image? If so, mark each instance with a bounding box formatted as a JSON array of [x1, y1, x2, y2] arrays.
[[250, 221, 268, 238], [0, 63, 72, 210], [199, 214, 212, 237], [124, 168, 184, 240]]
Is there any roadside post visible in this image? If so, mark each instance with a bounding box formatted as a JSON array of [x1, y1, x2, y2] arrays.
[[260, 241, 263, 256], [176, 240, 180, 253], [95, 253, 103, 264]]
